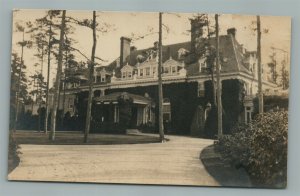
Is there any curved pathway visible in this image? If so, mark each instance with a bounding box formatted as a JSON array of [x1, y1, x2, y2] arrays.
[[8, 134, 219, 186]]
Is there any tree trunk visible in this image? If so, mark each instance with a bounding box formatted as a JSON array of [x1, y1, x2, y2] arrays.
[[215, 14, 223, 138], [61, 48, 68, 128], [45, 15, 53, 134], [158, 12, 165, 142], [49, 10, 66, 140], [38, 43, 44, 132], [84, 11, 97, 143], [257, 15, 264, 113], [207, 14, 217, 106]]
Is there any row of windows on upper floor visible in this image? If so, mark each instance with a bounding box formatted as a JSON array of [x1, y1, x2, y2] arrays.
[[121, 65, 180, 79]]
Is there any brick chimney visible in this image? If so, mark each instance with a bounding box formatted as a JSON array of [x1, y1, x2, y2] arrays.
[[227, 28, 237, 38], [190, 17, 206, 54], [120, 37, 131, 67]]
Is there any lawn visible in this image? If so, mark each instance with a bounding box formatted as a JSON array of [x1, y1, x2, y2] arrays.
[[11, 130, 161, 145]]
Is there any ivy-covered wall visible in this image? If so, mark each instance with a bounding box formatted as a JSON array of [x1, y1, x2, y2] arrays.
[[15, 79, 245, 137], [105, 82, 202, 135], [72, 79, 244, 136]]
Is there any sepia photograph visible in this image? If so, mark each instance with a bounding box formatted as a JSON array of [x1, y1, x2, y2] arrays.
[[8, 9, 290, 188]]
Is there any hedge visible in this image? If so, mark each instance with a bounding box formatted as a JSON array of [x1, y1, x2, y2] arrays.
[[215, 111, 288, 188]]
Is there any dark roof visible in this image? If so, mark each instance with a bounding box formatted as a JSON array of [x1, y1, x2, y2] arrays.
[[105, 34, 253, 78]]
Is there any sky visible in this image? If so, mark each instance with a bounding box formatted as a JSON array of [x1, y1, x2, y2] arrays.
[[11, 9, 291, 89]]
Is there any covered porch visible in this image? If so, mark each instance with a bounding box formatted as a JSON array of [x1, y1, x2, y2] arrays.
[[93, 92, 155, 129]]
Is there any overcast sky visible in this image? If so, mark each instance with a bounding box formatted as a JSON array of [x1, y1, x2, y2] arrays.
[[11, 10, 291, 88]]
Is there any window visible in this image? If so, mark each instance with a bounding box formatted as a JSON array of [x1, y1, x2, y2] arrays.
[[163, 98, 171, 122], [153, 67, 157, 75], [127, 71, 132, 78], [164, 66, 170, 74], [146, 67, 150, 76], [68, 98, 74, 109], [96, 76, 101, 83], [101, 76, 106, 82], [140, 69, 144, 77], [122, 72, 126, 78], [171, 66, 176, 74], [198, 82, 205, 97]]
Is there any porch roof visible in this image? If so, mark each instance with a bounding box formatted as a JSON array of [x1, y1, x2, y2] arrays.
[[94, 92, 152, 105]]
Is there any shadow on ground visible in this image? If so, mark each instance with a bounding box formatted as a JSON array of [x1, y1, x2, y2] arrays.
[[12, 131, 162, 145], [200, 145, 253, 188]]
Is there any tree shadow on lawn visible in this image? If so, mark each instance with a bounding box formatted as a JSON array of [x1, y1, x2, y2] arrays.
[[200, 145, 253, 188], [12, 131, 162, 145]]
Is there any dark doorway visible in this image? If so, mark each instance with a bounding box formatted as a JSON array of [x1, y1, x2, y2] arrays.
[[129, 106, 138, 128]]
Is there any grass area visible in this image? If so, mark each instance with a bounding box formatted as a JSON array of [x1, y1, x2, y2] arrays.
[[12, 130, 161, 145], [200, 145, 252, 187], [8, 130, 161, 174]]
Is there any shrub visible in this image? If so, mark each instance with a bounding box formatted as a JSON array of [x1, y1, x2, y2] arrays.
[[215, 111, 288, 187]]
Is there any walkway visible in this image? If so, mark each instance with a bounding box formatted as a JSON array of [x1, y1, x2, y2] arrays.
[[8, 134, 219, 186]]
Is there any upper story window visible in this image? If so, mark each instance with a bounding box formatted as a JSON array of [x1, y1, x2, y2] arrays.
[[153, 67, 157, 75], [122, 72, 126, 79], [162, 57, 181, 76], [121, 63, 134, 79], [68, 98, 74, 109], [139, 69, 144, 77], [127, 71, 132, 78], [198, 57, 207, 72], [122, 71, 132, 79], [164, 67, 170, 74], [171, 66, 177, 74], [146, 67, 150, 76], [101, 75, 106, 82]]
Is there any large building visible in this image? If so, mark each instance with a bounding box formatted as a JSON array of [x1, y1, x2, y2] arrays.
[[51, 18, 277, 137]]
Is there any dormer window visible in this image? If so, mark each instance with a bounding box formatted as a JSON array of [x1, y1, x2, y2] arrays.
[[164, 67, 170, 74], [140, 69, 144, 77], [120, 63, 134, 79], [128, 71, 132, 78], [172, 66, 176, 74], [96, 75, 101, 82], [101, 75, 106, 82], [198, 58, 207, 72], [146, 67, 150, 76]]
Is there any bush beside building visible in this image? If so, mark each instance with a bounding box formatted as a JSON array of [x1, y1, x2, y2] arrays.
[[215, 111, 288, 188]]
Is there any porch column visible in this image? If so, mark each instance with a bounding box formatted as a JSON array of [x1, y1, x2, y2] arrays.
[[143, 107, 146, 124], [114, 105, 117, 123], [149, 107, 152, 122], [244, 107, 248, 124]]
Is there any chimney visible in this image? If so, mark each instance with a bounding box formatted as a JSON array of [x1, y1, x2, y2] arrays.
[[190, 17, 206, 54], [120, 37, 131, 67], [227, 28, 237, 38]]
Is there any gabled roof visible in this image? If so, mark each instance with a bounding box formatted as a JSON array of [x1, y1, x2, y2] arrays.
[[163, 57, 183, 68], [137, 58, 158, 68], [121, 63, 136, 72], [94, 92, 152, 105]]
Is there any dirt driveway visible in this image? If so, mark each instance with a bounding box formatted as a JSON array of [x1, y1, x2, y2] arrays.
[[8, 134, 219, 186]]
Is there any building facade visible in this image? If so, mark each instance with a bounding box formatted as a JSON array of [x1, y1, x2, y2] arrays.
[[52, 19, 277, 137]]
